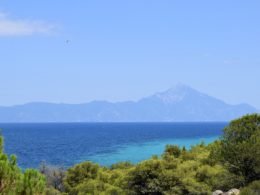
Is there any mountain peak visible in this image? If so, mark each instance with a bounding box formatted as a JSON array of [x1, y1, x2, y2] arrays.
[[152, 84, 197, 104], [167, 83, 193, 93], [0, 84, 257, 122]]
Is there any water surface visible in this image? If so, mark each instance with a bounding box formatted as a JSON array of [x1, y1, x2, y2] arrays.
[[0, 122, 226, 168]]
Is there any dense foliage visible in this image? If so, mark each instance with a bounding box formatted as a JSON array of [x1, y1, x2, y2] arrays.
[[0, 114, 259, 194], [240, 180, 260, 195], [221, 114, 260, 184]]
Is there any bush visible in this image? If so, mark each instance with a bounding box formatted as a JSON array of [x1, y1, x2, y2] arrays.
[[164, 145, 182, 157], [45, 187, 65, 195], [127, 159, 164, 194], [64, 161, 99, 193], [240, 180, 260, 195], [220, 114, 260, 184], [18, 169, 46, 195]]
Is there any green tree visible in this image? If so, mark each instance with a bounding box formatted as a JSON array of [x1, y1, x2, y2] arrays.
[[220, 114, 260, 184], [240, 180, 260, 195], [0, 153, 21, 194], [64, 161, 99, 194], [164, 145, 182, 158], [127, 159, 164, 194], [18, 169, 46, 195]]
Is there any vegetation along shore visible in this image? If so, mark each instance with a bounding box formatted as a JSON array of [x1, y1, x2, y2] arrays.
[[0, 114, 259, 195]]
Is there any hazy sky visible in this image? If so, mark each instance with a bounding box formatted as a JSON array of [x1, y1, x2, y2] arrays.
[[0, 1, 259, 108]]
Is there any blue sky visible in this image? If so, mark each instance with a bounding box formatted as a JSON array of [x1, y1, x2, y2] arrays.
[[0, 1, 259, 108]]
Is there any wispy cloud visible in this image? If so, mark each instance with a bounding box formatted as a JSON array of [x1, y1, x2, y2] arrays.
[[0, 12, 56, 36]]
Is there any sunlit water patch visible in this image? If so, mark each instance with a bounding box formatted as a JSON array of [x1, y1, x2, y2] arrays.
[[85, 136, 218, 165]]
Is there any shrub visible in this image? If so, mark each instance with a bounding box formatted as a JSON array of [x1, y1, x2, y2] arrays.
[[240, 180, 260, 195], [64, 161, 99, 193], [220, 114, 260, 184], [164, 145, 182, 158], [127, 159, 164, 194]]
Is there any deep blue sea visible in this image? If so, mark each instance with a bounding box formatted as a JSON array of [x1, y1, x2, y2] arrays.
[[0, 122, 227, 169]]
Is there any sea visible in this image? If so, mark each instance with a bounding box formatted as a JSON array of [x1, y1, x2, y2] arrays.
[[0, 122, 227, 169]]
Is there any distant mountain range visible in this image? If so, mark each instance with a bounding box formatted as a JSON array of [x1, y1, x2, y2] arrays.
[[0, 84, 258, 122]]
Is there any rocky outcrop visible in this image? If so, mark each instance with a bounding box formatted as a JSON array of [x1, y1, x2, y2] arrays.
[[212, 188, 240, 195], [212, 190, 223, 195]]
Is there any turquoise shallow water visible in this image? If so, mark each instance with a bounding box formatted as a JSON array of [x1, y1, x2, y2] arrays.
[[86, 136, 218, 166]]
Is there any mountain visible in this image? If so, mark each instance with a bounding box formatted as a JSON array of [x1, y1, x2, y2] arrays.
[[0, 84, 258, 122]]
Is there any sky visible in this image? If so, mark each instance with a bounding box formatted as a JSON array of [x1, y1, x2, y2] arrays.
[[0, 0, 259, 109]]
